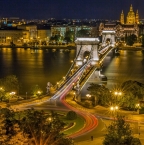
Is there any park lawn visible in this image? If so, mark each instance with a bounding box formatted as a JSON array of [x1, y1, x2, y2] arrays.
[[62, 115, 85, 136], [32, 110, 86, 136]]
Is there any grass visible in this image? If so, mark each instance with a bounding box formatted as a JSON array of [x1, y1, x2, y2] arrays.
[[44, 110, 85, 136], [62, 114, 85, 136]]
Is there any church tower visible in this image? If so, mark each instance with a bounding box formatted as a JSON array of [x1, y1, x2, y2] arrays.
[[135, 10, 139, 24], [126, 4, 135, 24], [120, 10, 124, 24]]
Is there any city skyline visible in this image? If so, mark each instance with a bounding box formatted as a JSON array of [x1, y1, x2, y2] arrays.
[[0, 0, 143, 20]]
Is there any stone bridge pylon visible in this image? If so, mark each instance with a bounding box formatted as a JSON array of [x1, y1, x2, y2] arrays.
[[75, 37, 100, 66], [102, 30, 116, 46]]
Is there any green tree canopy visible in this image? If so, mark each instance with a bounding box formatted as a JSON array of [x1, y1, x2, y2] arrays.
[[141, 34, 144, 47], [30, 84, 43, 97], [122, 80, 144, 100], [125, 34, 137, 46], [66, 111, 77, 120], [0, 108, 73, 145], [64, 30, 75, 43], [87, 83, 111, 106], [103, 115, 141, 145], [0, 75, 20, 94], [22, 109, 72, 145], [76, 29, 90, 37], [50, 35, 61, 43]]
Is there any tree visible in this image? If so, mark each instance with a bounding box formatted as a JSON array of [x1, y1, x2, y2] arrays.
[[76, 29, 90, 37], [0, 108, 73, 145], [0, 114, 8, 145], [66, 111, 77, 120], [0, 108, 28, 145], [121, 80, 144, 108], [30, 84, 43, 97], [0, 75, 20, 95], [21, 109, 73, 145], [122, 92, 139, 110], [7, 123, 28, 145], [50, 35, 61, 44], [87, 83, 111, 106], [103, 115, 141, 145], [0, 87, 5, 101], [125, 34, 137, 46], [64, 30, 75, 43], [141, 34, 144, 47]]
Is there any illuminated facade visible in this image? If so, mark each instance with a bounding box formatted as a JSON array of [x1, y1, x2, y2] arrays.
[[0, 29, 29, 44], [99, 5, 140, 40], [120, 5, 139, 24]]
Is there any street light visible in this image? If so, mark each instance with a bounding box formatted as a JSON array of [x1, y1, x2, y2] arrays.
[[10, 92, 16, 95], [73, 92, 76, 100], [37, 91, 41, 96], [135, 103, 141, 114], [114, 91, 122, 104], [56, 82, 59, 89], [114, 91, 122, 96], [86, 94, 91, 99], [110, 105, 119, 116], [110, 106, 119, 111], [63, 76, 65, 81]]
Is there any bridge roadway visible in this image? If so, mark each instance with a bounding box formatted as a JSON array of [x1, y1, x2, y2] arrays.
[[51, 44, 114, 100], [20, 44, 115, 139], [49, 44, 115, 137]]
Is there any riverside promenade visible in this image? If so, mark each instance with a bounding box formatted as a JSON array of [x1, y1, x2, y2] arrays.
[[0, 43, 76, 49]]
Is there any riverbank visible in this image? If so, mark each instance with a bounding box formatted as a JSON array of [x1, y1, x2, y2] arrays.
[[0, 44, 76, 49], [119, 46, 144, 51]]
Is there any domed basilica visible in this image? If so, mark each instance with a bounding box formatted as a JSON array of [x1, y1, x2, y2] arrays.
[[99, 5, 139, 38], [120, 4, 139, 24]]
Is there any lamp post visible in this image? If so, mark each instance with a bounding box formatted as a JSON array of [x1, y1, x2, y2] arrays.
[[86, 94, 91, 99], [0, 87, 5, 101], [73, 92, 76, 101], [56, 82, 59, 90], [37, 91, 41, 97], [9, 92, 16, 102], [135, 103, 141, 114], [110, 105, 119, 116], [114, 91, 122, 104]]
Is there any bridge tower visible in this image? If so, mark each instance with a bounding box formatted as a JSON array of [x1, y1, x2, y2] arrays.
[[102, 30, 116, 46], [75, 37, 100, 66]]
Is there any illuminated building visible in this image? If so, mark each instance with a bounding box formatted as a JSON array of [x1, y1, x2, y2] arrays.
[[99, 5, 140, 40], [120, 5, 139, 24]]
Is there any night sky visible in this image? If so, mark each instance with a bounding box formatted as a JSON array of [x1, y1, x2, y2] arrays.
[[0, 0, 143, 20]]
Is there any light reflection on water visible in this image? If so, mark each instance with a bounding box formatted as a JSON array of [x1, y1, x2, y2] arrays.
[[102, 50, 144, 89], [0, 48, 144, 94], [0, 47, 75, 94]]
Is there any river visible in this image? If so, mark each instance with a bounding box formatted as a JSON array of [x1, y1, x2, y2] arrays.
[[0, 47, 144, 95]]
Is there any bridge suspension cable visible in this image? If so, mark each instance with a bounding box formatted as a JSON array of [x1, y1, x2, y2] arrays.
[[65, 45, 83, 79], [53, 45, 83, 90]]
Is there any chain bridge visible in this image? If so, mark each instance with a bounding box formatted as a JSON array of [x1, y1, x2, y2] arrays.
[[51, 30, 119, 100]]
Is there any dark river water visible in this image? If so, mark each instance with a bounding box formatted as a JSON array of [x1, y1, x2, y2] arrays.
[[0, 47, 144, 94], [102, 50, 144, 89]]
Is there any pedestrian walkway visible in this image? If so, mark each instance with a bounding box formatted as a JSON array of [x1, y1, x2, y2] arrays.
[[75, 137, 104, 145], [0, 95, 51, 110]]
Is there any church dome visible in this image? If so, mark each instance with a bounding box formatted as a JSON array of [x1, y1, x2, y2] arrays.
[[126, 5, 135, 24]]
